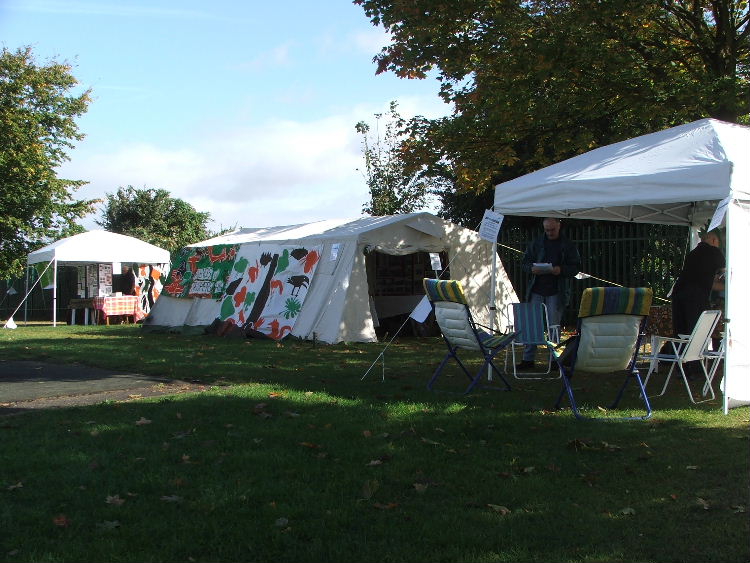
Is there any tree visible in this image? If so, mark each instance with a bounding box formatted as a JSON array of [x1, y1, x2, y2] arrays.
[[96, 186, 216, 254], [356, 101, 432, 215], [355, 1, 750, 221], [0, 46, 96, 278]]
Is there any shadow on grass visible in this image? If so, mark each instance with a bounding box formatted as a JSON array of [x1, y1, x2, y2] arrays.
[[1, 327, 748, 562]]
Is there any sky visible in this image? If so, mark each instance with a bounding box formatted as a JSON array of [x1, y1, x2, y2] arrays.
[[0, 0, 450, 233]]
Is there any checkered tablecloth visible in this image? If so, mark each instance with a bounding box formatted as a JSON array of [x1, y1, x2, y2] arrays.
[[92, 296, 145, 322]]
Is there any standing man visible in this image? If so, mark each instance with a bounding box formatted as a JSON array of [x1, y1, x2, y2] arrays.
[[671, 231, 725, 338], [518, 217, 582, 369]]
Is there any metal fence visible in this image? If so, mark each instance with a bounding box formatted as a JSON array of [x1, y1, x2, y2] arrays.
[[0, 267, 80, 323], [498, 221, 689, 327]]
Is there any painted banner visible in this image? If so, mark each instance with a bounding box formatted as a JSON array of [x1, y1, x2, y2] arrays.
[[136, 264, 167, 314], [163, 244, 239, 298], [218, 244, 321, 340]]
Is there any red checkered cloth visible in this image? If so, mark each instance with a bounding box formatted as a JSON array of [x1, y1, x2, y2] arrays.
[[92, 296, 145, 322]]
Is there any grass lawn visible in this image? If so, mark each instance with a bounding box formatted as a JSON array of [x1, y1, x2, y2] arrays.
[[1, 324, 748, 563]]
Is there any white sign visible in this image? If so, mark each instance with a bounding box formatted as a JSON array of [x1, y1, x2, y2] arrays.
[[409, 295, 432, 323], [330, 243, 340, 261], [708, 196, 730, 232], [479, 209, 504, 242], [429, 252, 442, 271]]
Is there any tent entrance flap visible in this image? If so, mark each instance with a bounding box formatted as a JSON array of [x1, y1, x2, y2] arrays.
[[366, 250, 446, 337]]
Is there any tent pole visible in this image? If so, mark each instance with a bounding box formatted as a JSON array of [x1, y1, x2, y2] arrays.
[[722, 201, 731, 414], [23, 266, 29, 324], [52, 258, 58, 327]]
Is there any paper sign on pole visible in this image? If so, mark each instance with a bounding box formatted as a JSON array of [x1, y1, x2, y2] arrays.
[[330, 243, 340, 261], [708, 196, 730, 232], [429, 252, 442, 271], [409, 295, 432, 323], [479, 209, 504, 242]]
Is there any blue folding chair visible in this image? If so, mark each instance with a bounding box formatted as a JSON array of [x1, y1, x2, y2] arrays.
[[506, 302, 560, 379], [423, 278, 516, 394], [553, 287, 654, 420]]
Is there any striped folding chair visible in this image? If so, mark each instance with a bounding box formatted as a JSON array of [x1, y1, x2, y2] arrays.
[[423, 278, 516, 394], [553, 287, 654, 420], [506, 302, 560, 379]]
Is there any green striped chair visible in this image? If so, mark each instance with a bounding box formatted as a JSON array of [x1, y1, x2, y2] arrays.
[[423, 278, 516, 394], [554, 287, 654, 420]]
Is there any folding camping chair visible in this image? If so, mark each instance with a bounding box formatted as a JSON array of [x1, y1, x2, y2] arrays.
[[642, 309, 722, 403], [423, 278, 516, 394], [505, 302, 560, 379], [553, 287, 654, 420]]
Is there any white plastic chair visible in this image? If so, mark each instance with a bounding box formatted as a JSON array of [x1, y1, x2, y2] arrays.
[[643, 310, 722, 403]]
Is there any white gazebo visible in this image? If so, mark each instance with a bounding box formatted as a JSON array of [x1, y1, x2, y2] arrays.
[[25, 230, 170, 325], [494, 118, 750, 413]]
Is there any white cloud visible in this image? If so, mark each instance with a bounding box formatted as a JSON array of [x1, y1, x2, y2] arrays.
[[235, 42, 294, 71], [62, 95, 450, 236], [350, 28, 390, 55]]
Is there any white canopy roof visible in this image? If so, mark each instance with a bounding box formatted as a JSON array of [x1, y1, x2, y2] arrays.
[[494, 118, 750, 225], [27, 230, 170, 265]]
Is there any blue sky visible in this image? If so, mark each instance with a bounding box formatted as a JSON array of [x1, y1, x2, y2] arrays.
[[0, 0, 449, 232]]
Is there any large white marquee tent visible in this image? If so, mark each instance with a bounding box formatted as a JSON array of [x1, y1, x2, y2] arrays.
[[494, 118, 749, 412], [26, 230, 171, 325], [145, 213, 518, 344]]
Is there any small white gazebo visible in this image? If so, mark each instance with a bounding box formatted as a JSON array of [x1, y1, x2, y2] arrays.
[[25, 230, 170, 325]]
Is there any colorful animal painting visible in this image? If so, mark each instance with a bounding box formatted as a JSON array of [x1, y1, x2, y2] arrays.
[[218, 244, 322, 340], [164, 244, 239, 298]]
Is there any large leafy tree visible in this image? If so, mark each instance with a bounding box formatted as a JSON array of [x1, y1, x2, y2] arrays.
[[355, 0, 750, 223], [0, 46, 96, 278], [96, 186, 215, 254]]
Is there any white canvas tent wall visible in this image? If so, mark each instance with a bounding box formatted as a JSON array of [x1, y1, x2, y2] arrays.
[[26, 230, 171, 326], [146, 213, 518, 343], [494, 118, 750, 412]]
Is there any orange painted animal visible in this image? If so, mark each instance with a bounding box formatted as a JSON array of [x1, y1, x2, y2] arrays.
[[270, 279, 284, 294], [269, 319, 292, 340]]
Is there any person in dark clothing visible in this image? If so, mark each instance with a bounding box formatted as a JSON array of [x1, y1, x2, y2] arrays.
[[671, 231, 725, 337], [121, 265, 138, 296], [518, 218, 582, 369]]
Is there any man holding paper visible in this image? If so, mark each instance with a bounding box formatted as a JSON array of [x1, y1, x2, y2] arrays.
[[518, 218, 582, 370]]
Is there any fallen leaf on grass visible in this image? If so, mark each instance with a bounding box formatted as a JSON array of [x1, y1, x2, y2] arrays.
[[686, 465, 699, 470], [487, 504, 511, 515], [7, 482, 22, 490], [413, 483, 428, 493], [730, 505, 746, 513], [53, 514, 71, 527], [299, 442, 321, 449], [160, 495, 183, 503], [135, 417, 152, 426], [362, 430, 372, 438], [522, 466, 535, 474], [567, 438, 593, 451], [373, 502, 398, 510], [361, 479, 380, 500], [268, 392, 285, 399], [620, 507, 636, 515], [105, 494, 125, 506], [275, 517, 289, 527], [96, 520, 121, 530], [367, 459, 383, 466], [696, 497, 710, 510], [283, 411, 300, 418], [421, 437, 441, 446]]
